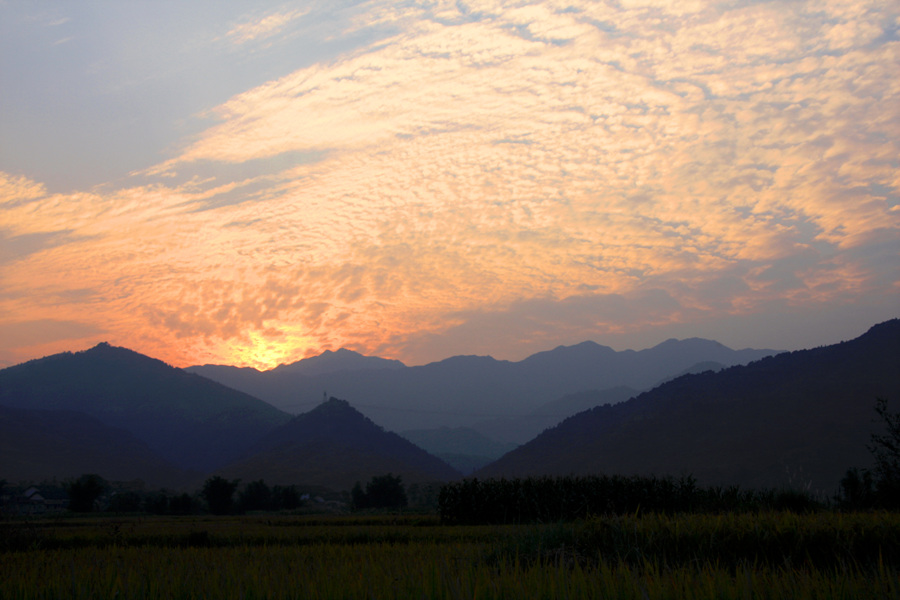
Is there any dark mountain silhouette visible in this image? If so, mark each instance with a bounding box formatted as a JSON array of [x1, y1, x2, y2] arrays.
[[400, 426, 519, 474], [187, 339, 778, 437], [0, 343, 291, 472], [476, 319, 900, 493], [216, 397, 461, 491], [0, 405, 193, 488], [651, 361, 725, 388]]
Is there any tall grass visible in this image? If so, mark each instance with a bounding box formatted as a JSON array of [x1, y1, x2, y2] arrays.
[[2, 542, 896, 600], [1, 512, 898, 599]]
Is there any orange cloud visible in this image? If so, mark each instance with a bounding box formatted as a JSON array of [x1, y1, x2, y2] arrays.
[[1, 0, 897, 369], [226, 8, 309, 45]]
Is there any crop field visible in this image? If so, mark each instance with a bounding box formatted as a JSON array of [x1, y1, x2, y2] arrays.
[[1, 511, 899, 599]]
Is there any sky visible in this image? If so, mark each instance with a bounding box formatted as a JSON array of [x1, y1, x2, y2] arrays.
[[1, 0, 898, 371]]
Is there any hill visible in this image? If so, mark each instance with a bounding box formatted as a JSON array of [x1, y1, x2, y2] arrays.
[[0, 406, 193, 488], [476, 319, 900, 493], [216, 397, 461, 491], [187, 339, 778, 438], [0, 343, 291, 473]]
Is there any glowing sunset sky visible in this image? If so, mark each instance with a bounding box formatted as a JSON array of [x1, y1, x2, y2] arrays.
[[1, 0, 897, 370]]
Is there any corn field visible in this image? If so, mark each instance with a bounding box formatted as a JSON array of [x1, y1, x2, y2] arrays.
[[438, 475, 820, 524]]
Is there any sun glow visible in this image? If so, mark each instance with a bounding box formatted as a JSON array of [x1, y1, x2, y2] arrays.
[[227, 328, 315, 371]]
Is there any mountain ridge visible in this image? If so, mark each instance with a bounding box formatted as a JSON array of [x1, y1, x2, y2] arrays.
[[0, 343, 291, 473], [475, 319, 900, 492], [186, 337, 781, 438]]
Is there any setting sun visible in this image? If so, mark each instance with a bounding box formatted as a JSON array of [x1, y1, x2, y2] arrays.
[[221, 328, 315, 372]]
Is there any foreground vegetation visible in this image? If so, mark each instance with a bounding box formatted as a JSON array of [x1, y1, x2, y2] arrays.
[[2, 399, 896, 597], [2, 511, 898, 599]]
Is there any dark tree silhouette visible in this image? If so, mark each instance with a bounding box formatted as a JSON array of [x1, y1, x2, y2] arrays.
[[351, 481, 367, 509], [169, 493, 195, 515], [869, 398, 900, 487], [202, 476, 239, 515], [350, 474, 408, 510], [272, 485, 302, 510], [107, 491, 142, 513], [65, 474, 107, 512], [238, 479, 272, 512], [838, 398, 900, 509], [365, 473, 407, 509]]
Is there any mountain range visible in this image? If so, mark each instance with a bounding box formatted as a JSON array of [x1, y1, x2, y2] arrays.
[[187, 338, 779, 443], [476, 319, 900, 493], [1, 321, 895, 496], [0, 344, 461, 490]]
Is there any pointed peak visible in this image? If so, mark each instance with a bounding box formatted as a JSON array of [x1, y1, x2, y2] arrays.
[[323, 396, 352, 409], [306, 396, 363, 418], [85, 341, 118, 353]]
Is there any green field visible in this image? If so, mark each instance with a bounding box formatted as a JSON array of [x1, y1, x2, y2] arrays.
[[2, 511, 898, 599]]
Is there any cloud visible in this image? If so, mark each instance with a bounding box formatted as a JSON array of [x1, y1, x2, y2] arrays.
[[0, 172, 47, 209], [0, 319, 104, 348], [0, 319, 105, 368], [1, 0, 897, 369], [225, 8, 309, 45], [0, 228, 95, 266]]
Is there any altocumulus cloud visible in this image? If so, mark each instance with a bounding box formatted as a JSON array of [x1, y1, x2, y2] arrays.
[[0, 0, 897, 368]]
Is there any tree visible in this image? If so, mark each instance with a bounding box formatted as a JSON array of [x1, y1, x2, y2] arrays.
[[365, 473, 407, 509], [836, 467, 876, 509], [351, 481, 368, 510], [869, 398, 900, 487], [169, 493, 195, 515], [201, 476, 239, 515], [272, 485, 302, 510], [837, 398, 900, 509], [146, 492, 170, 515], [238, 479, 272, 512], [65, 474, 107, 512], [107, 491, 142, 513]]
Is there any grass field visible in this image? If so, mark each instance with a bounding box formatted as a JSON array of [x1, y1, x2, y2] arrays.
[[1, 511, 898, 599]]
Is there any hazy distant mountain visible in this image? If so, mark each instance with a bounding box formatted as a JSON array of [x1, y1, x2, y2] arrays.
[[187, 349, 405, 402], [400, 426, 519, 474], [476, 319, 900, 492], [531, 386, 640, 418], [269, 348, 406, 376], [0, 406, 192, 488], [188, 339, 779, 437], [217, 398, 461, 491], [471, 386, 640, 444], [0, 343, 291, 473]]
